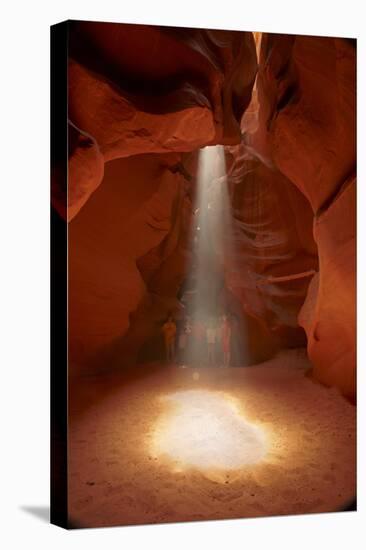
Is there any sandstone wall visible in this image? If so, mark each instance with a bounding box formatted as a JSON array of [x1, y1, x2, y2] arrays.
[[57, 25, 356, 397]]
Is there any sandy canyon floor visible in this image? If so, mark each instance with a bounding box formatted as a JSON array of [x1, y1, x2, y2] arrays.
[[68, 350, 356, 528]]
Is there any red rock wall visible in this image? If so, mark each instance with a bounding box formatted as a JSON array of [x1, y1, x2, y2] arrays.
[[68, 154, 193, 372], [52, 22, 257, 222], [244, 34, 356, 397], [299, 177, 356, 398], [223, 152, 318, 357], [60, 24, 356, 397], [63, 23, 258, 372]]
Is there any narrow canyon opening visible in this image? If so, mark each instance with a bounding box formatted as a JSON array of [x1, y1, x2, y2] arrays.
[[52, 22, 356, 528]]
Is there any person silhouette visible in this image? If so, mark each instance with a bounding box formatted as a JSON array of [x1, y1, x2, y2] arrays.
[[162, 315, 177, 363], [221, 314, 232, 367]]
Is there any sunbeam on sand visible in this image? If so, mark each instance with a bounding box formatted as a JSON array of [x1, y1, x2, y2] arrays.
[[151, 390, 267, 478]]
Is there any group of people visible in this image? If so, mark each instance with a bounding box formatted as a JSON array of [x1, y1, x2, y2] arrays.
[[162, 314, 233, 367]]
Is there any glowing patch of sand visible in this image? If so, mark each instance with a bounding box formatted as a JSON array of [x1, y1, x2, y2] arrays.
[[151, 390, 267, 473]]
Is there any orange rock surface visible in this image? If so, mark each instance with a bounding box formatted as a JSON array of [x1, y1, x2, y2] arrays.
[[61, 25, 356, 398], [60, 23, 257, 221], [246, 34, 356, 397]]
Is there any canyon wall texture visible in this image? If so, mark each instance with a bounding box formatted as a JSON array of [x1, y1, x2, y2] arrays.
[[242, 34, 356, 398], [68, 155, 190, 370], [56, 23, 356, 398], [53, 22, 257, 221], [65, 23, 258, 372], [224, 151, 318, 356]]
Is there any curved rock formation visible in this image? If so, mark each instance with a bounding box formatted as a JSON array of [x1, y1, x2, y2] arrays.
[[243, 34, 356, 397], [68, 154, 193, 372], [60, 22, 257, 221], [298, 176, 356, 398], [224, 153, 318, 355], [52, 122, 105, 221], [63, 24, 356, 399]]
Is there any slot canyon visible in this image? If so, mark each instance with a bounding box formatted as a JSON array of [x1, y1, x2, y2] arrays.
[[52, 22, 356, 527]]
